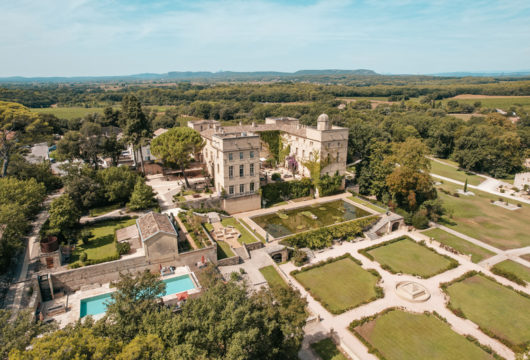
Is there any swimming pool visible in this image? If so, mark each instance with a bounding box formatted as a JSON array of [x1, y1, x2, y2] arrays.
[[80, 274, 196, 318]]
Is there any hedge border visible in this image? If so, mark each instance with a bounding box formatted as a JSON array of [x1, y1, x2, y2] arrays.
[[359, 236, 459, 279], [490, 264, 527, 287], [290, 253, 384, 315], [349, 307, 504, 360], [440, 270, 530, 354]]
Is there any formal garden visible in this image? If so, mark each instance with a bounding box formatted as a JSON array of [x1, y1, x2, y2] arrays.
[[359, 236, 459, 278], [350, 309, 498, 360], [291, 254, 383, 314], [436, 182, 530, 249], [252, 200, 371, 238], [442, 272, 530, 353], [422, 228, 495, 263], [69, 218, 137, 268]]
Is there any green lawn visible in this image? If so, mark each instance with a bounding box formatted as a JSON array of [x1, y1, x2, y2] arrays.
[[292, 256, 382, 314], [216, 240, 235, 259], [32, 107, 105, 119], [422, 228, 495, 263], [352, 309, 495, 360], [348, 196, 386, 214], [492, 260, 530, 284], [436, 182, 530, 250], [239, 219, 266, 243], [444, 273, 530, 352], [362, 237, 457, 278], [310, 338, 347, 360], [221, 217, 259, 244], [88, 203, 122, 217], [429, 159, 484, 186], [259, 266, 288, 289], [70, 218, 136, 266]]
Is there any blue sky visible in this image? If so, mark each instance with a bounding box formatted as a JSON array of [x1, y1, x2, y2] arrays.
[[1, 0, 529, 77]]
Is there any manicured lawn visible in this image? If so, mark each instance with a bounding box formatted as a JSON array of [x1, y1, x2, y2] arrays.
[[88, 203, 122, 217], [362, 237, 457, 278], [429, 159, 484, 186], [492, 260, 530, 284], [292, 256, 382, 314], [216, 240, 235, 259], [310, 338, 347, 360], [239, 219, 265, 243], [352, 309, 495, 360], [221, 217, 259, 244], [348, 196, 386, 214], [444, 273, 530, 352], [437, 182, 530, 250], [422, 228, 495, 263], [70, 218, 136, 266], [259, 266, 288, 289]]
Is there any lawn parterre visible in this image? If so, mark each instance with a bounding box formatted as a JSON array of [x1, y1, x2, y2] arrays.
[[350, 309, 498, 360], [491, 260, 530, 286], [310, 338, 347, 360], [221, 217, 258, 244], [360, 236, 458, 278], [70, 217, 137, 267], [422, 228, 495, 263], [291, 254, 383, 314], [442, 272, 530, 353], [436, 182, 530, 250], [259, 266, 288, 290]]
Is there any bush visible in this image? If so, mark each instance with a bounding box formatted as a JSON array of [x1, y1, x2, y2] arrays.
[[261, 178, 312, 205], [230, 272, 241, 282], [79, 229, 92, 245], [318, 173, 344, 197], [116, 241, 131, 256], [292, 249, 308, 266], [491, 267, 526, 286], [411, 212, 429, 229], [79, 252, 87, 263], [271, 173, 281, 181]]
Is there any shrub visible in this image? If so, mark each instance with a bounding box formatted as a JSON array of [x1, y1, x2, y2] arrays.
[[79, 252, 87, 263], [411, 212, 429, 229], [79, 229, 92, 245], [261, 178, 312, 205], [318, 173, 344, 196], [491, 267, 526, 286], [230, 272, 241, 282], [116, 241, 131, 256], [292, 249, 308, 266]]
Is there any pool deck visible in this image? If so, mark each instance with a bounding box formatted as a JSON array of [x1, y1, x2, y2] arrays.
[[43, 266, 200, 327], [235, 192, 381, 241]]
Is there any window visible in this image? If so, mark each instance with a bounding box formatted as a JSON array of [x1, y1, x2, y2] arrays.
[[250, 182, 255, 192], [240, 151, 244, 160], [250, 151, 254, 158], [229, 185, 234, 195], [229, 153, 233, 161], [250, 163, 254, 176], [240, 184, 245, 193], [229, 166, 234, 178], [239, 165, 244, 177]]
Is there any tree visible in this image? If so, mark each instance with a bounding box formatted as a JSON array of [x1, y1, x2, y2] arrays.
[[102, 134, 124, 166], [356, 141, 393, 200], [464, 178, 468, 193], [116, 334, 164, 360], [150, 127, 204, 188], [7, 154, 62, 192], [60, 163, 103, 210], [0, 101, 43, 177], [0, 309, 55, 359], [98, 166, 138, 204], [55, 130, 82, 161], [121, 96, 151, 174], [79, 122, 104, 168], [103, 271, 166, 342], [48, 194, 81, 238], [127, 178, 155, 211]]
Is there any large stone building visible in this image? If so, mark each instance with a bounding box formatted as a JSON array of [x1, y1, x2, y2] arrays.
[[188, 114, 348, 212]]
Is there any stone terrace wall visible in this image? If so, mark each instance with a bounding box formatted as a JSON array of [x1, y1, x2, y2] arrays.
[[244, 241, 264, 252], [49, 246, 217, 293], [217, 256, 240, 267]]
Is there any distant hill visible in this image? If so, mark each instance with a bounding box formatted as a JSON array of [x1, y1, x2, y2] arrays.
[[0, 69, 379, 83]]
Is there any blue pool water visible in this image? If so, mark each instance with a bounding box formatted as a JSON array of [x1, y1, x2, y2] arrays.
[[80, 274, 196, 318]]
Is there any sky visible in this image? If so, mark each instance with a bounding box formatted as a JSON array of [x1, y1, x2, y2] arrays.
[[0, 0, 529, 77]]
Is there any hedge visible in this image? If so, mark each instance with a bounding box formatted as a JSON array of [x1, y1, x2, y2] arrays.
[[490, 266, 527, 287], [319, 173, 344, 197], [280, 215, 378, 249], [261, 178, 313, 205]]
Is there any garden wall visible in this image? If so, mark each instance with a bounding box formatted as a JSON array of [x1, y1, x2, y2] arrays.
[[222, 194, 261, 213], [245, 241, 264, 252], [217, 256, 240, 267]]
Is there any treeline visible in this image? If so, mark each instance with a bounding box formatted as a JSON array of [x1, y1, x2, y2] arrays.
[[1, 78, 530, 108]]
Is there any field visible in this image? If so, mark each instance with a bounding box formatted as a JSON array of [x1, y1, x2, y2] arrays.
[[310, 338, 347, 360], [348, 196, 386, 214], [32, 106, 105, 119], [444, 273, 530, 352], [221, 217, 258, 244], [352, 309, 495, 360], [259, 266, 288, 289], [436, 182, 530, 250], [362, 237, 457, 278], [492, 260, 530, 284], [70, 218, 136, 266], [444, 95, 530, 112], [422, 228, 495, 263], [292, 256, 382, 314], [429, 159, 484, 186]]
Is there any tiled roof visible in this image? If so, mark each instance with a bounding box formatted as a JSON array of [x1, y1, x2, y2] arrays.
[[136, 212, 177, 242]]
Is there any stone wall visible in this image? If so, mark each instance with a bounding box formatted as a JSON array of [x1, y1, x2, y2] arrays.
[[181, 196, 222, 210], [49, 246, 217, 293], [217, 255, 240, 267], [244, 241, 264, 252], [222, 194, 261, 214]]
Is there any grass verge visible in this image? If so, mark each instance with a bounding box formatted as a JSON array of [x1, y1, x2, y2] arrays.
[[422, 228, 495, 263], [259, 266, 288, 289]]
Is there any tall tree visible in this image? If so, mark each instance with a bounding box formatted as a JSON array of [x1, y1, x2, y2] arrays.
[[121, 96, 151, 174], [150, 127, 204, 188]]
